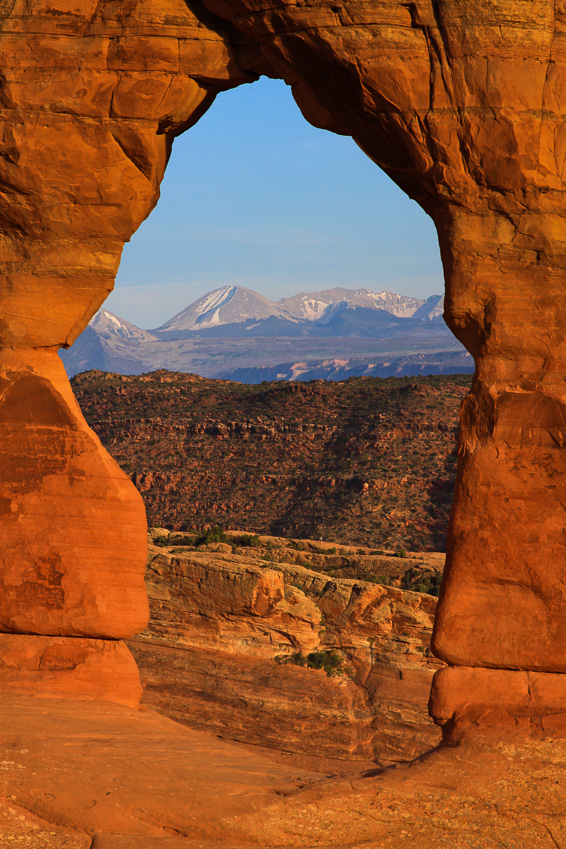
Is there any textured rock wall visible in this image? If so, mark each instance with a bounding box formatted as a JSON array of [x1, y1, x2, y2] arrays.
[[1, 0, 566, 730], [128, 533, 442, 771]]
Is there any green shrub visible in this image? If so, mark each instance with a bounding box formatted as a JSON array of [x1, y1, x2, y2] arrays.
[[394, 547, 407, 558], [368, 574, 390, 586], [161, 534, 197, 547], [195, 526, 227, 546], [400, 570, 442, 597], [233, 533, 261, 548], [305, 650, 343, 677], [278, 649, 343, 677]]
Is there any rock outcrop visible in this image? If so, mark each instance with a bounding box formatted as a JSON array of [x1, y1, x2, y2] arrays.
[[128, 530, 443, 771], [0, 349, 148, 704], [0, 633, 141, 707]]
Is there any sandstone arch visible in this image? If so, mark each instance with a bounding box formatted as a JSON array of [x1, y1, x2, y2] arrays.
[[2, 0, 566, 733]]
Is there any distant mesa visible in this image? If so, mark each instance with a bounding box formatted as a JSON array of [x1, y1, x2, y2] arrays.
[[59, 285, 467, 381]]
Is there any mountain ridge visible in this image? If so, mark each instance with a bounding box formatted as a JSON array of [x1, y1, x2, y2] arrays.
[[71, 369, 470, 551], [59, 285, 464, 380], [154, 285, 444, 335]]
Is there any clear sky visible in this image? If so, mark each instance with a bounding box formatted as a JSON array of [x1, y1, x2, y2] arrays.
[[105, 77, 444, 329]]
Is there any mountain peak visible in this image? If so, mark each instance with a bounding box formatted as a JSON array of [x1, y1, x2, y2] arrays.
[[89, 310, 158, 342], [155, 285, 297, 333]]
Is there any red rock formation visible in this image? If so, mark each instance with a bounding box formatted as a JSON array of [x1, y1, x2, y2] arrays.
[[190, 0, 566, 734], [128, 534, 442, 770], [0, 633, 142, 707], [0, 0, 565, 730], [0, 350, 148, 640], [431, 666, 566, 743]]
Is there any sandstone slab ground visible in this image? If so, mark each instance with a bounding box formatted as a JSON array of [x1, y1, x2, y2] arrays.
[[2, 695, 566, 848]]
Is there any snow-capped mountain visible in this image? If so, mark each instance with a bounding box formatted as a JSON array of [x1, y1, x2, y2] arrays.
[[156, 285, 298, 333], [89, 309, 159, 343], [411, 294, 444, 321], [155, 285, 444, 335], [279, 287, 427, 320], [60, 286, 460, 381]]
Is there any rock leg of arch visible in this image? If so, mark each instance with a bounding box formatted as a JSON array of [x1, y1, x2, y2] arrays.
[[195, 0, 566, 737], [0, 0, 252, 703], [430, 205, 566, 740]]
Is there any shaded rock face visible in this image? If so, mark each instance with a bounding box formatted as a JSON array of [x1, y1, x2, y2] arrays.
[[0, 0, 565, 730], [128, 533, 442, 771]]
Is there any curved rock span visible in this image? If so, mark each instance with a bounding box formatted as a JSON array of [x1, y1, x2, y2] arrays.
[[0, 0, 566, 769]]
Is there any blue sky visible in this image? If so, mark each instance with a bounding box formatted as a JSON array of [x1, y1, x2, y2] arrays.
[[105, 77, 443, 328]]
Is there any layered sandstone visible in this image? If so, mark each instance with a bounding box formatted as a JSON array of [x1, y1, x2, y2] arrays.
[[128, 531, 443, 770], [0, 633, 141, 707]]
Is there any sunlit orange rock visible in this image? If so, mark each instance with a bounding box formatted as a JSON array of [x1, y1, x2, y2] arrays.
[[0, 0, 253, 665], [431, 666, 566, 744], [195, 0, 566, 725], [0, 350, 148, 639], [0, 633, 142, 708], [128, 537, 442, 770]]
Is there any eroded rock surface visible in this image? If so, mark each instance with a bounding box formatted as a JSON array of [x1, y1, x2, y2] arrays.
[[0, 633, 142, 707], [127, 531, 443, 771], [1, 695, 566, 848], [0, 351, 148, 641]]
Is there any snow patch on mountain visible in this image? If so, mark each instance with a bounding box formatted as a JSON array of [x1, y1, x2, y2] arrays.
[[89, 310, 158, 342], [279, 287, 427, 321], [412, 294, 444, 320], [194, 285, 238, 317], [157, 285, 299, 333]]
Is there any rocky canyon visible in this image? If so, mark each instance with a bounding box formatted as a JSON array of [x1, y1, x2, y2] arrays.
[[71, 369, 469, 551], [130, 529, 444, 773], [3, 0, 566, 846]]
